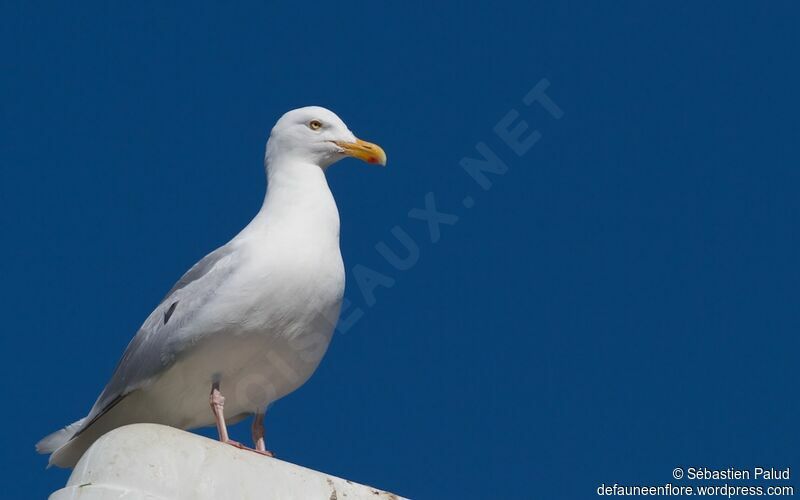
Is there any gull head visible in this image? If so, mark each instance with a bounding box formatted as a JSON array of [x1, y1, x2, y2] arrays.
[[265, 106, 387, 170]]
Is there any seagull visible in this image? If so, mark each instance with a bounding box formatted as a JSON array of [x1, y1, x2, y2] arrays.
[[36, 106, 387, 468]]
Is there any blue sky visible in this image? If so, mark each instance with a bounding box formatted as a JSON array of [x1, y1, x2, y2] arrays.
[[2, 2, 798, 498]]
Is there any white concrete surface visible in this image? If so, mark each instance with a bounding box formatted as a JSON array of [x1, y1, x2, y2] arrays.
[[49, 424, 404, 500]]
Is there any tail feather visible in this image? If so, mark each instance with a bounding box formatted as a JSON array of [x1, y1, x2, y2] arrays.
[[38, 392, 144, 468], [36, 418, 86, 455]]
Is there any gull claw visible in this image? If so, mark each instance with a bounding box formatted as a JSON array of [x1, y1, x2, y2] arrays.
[[224, 439, 275, 458]]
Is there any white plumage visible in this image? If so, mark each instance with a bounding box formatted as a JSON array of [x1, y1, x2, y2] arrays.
[[37, 106, 386, 468]]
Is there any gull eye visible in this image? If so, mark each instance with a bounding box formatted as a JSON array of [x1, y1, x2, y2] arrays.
[[309, 120, 322, 130]]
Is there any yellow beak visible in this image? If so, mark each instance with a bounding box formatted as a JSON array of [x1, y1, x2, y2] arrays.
[[334, 138, 387, 166]]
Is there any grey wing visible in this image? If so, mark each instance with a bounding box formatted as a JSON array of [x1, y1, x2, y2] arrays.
[[80, 244, 238, 429]]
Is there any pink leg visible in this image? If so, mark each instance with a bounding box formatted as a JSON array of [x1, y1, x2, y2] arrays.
[[251, 410, 275, 457], [208, 382, 272, 457], [209, 382, 230, 443]]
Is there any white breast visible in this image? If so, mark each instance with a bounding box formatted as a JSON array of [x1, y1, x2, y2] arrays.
[[142, 158, 345, 427]]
